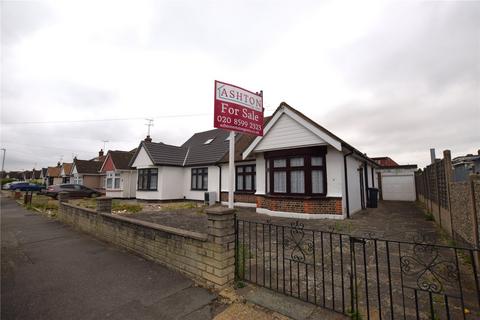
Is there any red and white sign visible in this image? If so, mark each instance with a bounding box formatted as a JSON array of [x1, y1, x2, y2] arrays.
[[214, 80, 264, 136]]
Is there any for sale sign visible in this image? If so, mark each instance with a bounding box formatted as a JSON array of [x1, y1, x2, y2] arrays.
[[214, 81, 264, 136]]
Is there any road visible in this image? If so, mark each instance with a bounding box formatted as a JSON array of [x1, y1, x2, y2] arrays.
[[1, 196, 218, 319]]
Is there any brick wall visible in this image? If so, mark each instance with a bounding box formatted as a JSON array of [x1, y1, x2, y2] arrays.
[[256, 195, 342, 215], [57, 198, 235, 289], [220, 192, 256, 203]]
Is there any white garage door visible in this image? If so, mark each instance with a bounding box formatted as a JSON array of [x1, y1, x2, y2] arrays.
[[382, 174, 416, 201]]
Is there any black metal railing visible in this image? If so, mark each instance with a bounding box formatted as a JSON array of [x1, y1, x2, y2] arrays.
[[235, 218, 480, 320]]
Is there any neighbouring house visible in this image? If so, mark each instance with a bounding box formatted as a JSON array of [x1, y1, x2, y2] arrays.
[[100, 149, 137, 198], [371, 157, 399, 167], [130, 102, 380, 219], [60, 162, 73, 183], [71, 157, 105, 192], [40, 168, 48, 184], [23, 170, 33, 181], [452, 150, 480, 181], [6, 171, 23, 180], [46, 164, 62, 186], [31, 169, 42, 180]]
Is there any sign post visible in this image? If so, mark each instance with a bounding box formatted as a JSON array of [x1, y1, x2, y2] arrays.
[[214, 81, 263, 209]]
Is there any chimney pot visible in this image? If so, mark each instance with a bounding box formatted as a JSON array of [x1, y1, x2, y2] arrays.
[[99, 149, 104, 157], [144, 135, 152, 142]]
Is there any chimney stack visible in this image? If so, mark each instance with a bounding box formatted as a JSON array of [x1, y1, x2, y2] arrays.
[[144, 135, 152, 143], [99, 149, 104, 157], [430, 148, 436, 164]]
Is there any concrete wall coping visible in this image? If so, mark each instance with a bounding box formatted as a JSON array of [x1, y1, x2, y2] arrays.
[[61, 202, 208, 241], [205, 207, 235, 215]]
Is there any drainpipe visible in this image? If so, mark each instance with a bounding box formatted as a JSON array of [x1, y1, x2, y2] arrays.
[[216, 164, 222, 203], [343, 151, 354, 218], [364, 161, 369, 204]]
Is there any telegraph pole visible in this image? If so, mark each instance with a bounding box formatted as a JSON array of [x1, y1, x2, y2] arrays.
[[1, 148, 6, 178]]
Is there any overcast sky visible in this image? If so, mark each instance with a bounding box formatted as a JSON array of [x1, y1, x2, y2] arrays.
[[1, 0, 479, 171]]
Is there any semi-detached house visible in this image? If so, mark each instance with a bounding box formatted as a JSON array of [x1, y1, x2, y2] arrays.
[[129, 102, 379, 219]]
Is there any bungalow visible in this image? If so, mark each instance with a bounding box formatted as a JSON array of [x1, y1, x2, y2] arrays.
[[40, 168, 48, 185], [60, 162, 73, 183], [31, 169, 42, 180], [129, 102, 379, 219], [100, 149, 137, 198], [72, 158, 105, 192], [46, 165, 62, 186]]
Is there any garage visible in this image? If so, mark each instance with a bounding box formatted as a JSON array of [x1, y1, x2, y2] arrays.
[[378, 165, 417, 201]]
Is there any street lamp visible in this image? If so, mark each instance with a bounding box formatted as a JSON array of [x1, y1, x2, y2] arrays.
[[1, 148, 6, 179]]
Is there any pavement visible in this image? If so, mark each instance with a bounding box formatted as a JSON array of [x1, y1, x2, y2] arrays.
[[237, 286, 348, 320], [0, 196, 220, 320]]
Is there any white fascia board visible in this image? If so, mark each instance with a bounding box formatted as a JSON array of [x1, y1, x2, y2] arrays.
[[99, 153, 112, 173]]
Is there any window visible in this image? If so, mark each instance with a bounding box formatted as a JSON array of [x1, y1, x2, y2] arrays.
[[73, 175, 83, 185], [266, 147, 327, 196], [236, 165, 256, 192], [106, 172, 121, 190], [137, 168, 158, 191], [191, 168, 208, 190]]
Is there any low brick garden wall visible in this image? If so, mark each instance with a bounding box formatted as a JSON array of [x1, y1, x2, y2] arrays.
[[220, 191, 256, 204], [256, 195, 343, 215], [57, 196, 235, 289]]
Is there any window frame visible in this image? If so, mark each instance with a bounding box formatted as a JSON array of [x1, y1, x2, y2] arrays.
[[236, 164, 256, 193], [191, 167, 208, 191], [106, 171, 122, 190], [265, 146, 327, 197], [137, 168, 158, 191]]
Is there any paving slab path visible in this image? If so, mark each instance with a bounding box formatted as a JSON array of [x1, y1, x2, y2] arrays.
[[0, 196, 220, 320]]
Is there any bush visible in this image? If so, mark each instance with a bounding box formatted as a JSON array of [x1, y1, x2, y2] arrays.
[[1, 178, 16, 186]]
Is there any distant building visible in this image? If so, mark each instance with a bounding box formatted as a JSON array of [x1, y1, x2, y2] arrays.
[[452, 150, 480, 181], [371, 157, 399, 167]]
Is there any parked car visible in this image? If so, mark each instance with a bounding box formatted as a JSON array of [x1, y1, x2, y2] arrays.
[[8, 182, 45, 192], [44, 184, 102, 199]]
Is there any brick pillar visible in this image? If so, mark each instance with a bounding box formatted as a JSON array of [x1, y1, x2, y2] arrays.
[[96, 197, 112, 213], [58, 192, 69, 203], [204, 207, 236, 289]]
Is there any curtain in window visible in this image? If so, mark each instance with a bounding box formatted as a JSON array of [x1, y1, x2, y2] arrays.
[[290, 157, 304, 167], [245, 175, 252, 190], [150, 173, 157, 190], [290, 170, 305, 193], [106, 178, 113, 189], [237, 175, 243, 190], [273, 171, 286, 192], [114, 177, 120, 189], [312, 170, 324, 193]]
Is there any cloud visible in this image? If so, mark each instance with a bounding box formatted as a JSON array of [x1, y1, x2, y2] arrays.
[[1, 0, 479, 171], [1, 0, 56, 45]]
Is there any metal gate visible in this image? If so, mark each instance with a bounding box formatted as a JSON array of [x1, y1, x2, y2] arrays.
[[235, 218, 480, 319]]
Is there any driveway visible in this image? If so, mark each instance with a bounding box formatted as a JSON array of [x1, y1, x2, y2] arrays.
[[237, 200, 442, 243], [1, 196, 220, 320]]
